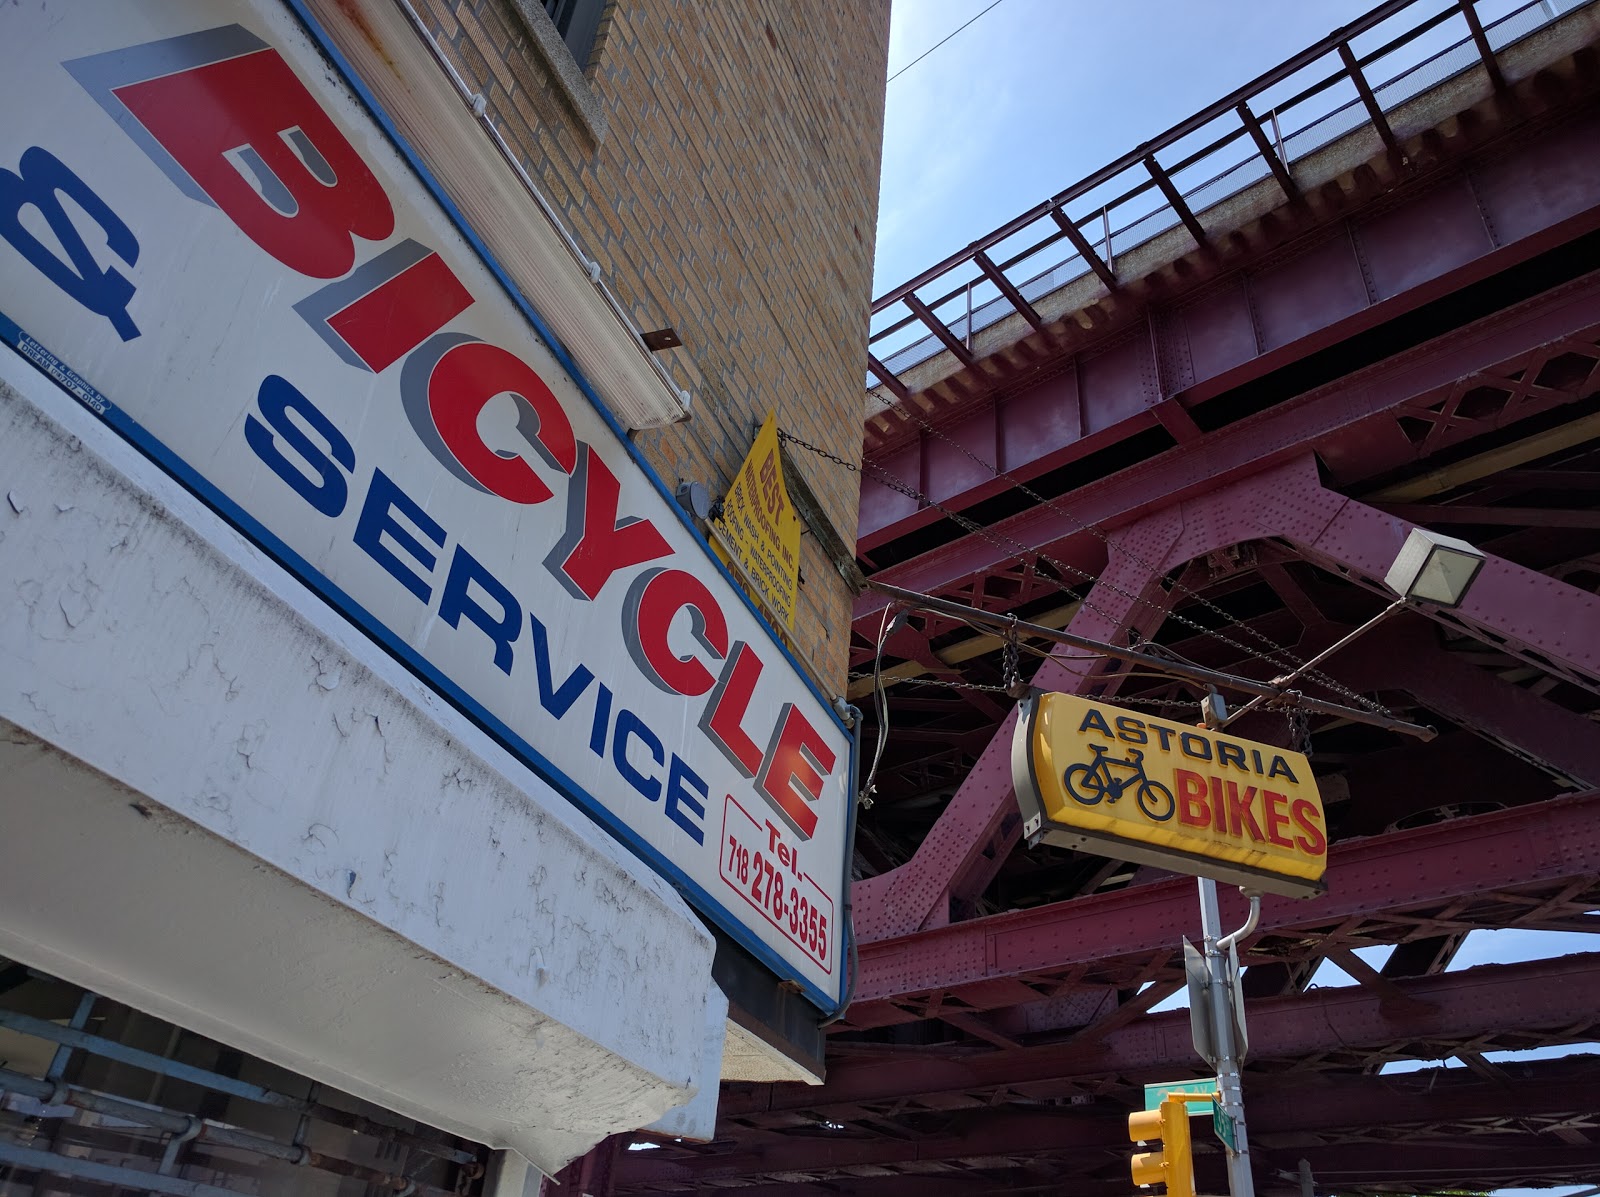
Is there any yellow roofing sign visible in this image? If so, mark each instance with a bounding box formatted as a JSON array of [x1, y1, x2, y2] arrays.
[[713, 413, 801, 629], [1011, 692, 1327, 897]]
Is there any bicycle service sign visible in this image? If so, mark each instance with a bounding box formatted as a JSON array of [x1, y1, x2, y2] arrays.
[[0, 1, 852, 1010], [1011, 692, 1328, 897]]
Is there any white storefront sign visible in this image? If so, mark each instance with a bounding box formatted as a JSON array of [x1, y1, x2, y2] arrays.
[[0, 1, 851, 1010]]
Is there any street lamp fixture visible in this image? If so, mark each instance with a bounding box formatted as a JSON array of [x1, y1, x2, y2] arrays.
[[1214, 527, 1487, 734], [1383, 526, 1486, 608]]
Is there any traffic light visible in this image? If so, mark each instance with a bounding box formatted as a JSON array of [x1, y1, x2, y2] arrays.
[[1127, 1094, 1195, 1197]]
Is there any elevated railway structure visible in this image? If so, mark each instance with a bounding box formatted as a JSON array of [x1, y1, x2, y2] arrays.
[[620, 1, 1600, 1192]]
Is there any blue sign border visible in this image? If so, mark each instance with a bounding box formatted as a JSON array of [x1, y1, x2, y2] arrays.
[[0, 0, 858, 1014]]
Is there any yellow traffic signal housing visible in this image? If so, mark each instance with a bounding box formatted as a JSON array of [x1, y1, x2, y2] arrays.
[[1127, 1095, 1196, 1197]]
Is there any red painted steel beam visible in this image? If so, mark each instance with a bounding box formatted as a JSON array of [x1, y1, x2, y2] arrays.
[[852, 789, 1600, 1010], [723, 953, 1600, 1121], [624, 1112, 1127, 1183], [1336, 617, 1600, 786], [853, 450, 1600, 942], [903, 293, 977, 369], [1270, 1141, 1600, 1191], [852, 515, 1184, 940], [865, 451, 1600, 693], [1376, 502, 1600, 527], [1052, 209, 1118, 289], [974, 250, 1045, 332], [1261, 460, 1600, 693], [847, 701, 1025, 940], [1334, 732, 1558, 837], [866, 353, 912, 404], [544, 1140, 618, 1197], [1339, 42, 1399, 153], [632, 1059, 1599, 1184], [627, 1176, 1072, 1197], [855, 273, 1600, 623], [625, 1141, 1600, 1197], [1247, 1057, 1600, 1135], [1237, 100, 1299, 202], [1145, 154, 1209, 248], [1461, 0, 1508, 92], [868, 0, 1415, 314], [858, 113, 1600, 545]]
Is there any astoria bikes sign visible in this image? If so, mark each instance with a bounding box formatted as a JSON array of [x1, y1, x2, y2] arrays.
[[0, 2, 853, 1008], [1013, 692, 1327, 897]]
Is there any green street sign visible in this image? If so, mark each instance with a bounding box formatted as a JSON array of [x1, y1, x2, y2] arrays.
[[1143, 1079, 1216, 1114], [1213, 1107, 1237, 1151]]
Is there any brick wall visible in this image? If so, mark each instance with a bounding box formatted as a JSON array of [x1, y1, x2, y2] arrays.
[[409, 0, 890, 692]]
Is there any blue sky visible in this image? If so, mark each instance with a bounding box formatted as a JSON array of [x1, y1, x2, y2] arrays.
[[875, 5, 1599, 1194], [875, 0, 1377, 295]]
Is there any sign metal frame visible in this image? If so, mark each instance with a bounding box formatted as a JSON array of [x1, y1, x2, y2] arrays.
[[1012, 691, 1327, 898], [1143, 1080, 1217, 1115]]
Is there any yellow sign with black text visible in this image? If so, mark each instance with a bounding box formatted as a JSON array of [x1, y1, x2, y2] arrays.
[[1012, 692, 1327, 897], [712, 413, 801, 630]]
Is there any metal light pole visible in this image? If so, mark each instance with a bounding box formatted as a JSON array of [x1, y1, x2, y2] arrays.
[[1189, 527, 1489, 1197], [1198, 877, 1259, 1197]]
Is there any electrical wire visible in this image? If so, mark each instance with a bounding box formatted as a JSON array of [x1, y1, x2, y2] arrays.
[[887, 0, 1008, 84], [820, 698, 869, 1029], [865, 457, 1351, 700], [781, 427, 1389, 718], [874, 593, 1208, 714], [939, 609, 1108, 661], [899, 412, 1392, 716], [859, 605, 903, 810]]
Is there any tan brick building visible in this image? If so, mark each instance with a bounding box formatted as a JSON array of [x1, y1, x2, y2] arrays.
[[407, 0, 891, 690]]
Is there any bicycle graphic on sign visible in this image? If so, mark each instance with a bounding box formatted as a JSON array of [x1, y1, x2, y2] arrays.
[[1063, 744, 1176, 822]]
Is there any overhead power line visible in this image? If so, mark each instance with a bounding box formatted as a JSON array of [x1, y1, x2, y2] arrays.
[[887, 0, 1008, 84], [896, 401, 1393, 716], [777, 426, 1392, 720], [867, 580, 1436, 741]]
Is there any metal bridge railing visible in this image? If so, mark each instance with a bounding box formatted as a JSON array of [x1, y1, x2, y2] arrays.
[[866, 0, 1586, 397]]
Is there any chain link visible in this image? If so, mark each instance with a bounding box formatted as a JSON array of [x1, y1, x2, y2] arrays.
[[848, 671, 1201, 709], [779, 427, 1392, 717], [1002, 641, 1019, 688], [899, 676, 1202, 707], [1288, 706, 1314, 758], [777, 428, 861, 473], [902, 676, 1018, 695]]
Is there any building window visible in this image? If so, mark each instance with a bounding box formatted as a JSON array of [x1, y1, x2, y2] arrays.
[[542, 0, 606, 71]]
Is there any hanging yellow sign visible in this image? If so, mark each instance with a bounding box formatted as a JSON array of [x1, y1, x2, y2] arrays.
[[1012, 692, 1328, 897], [713, 413, 802, 629]]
